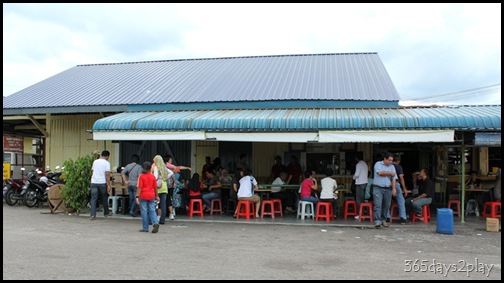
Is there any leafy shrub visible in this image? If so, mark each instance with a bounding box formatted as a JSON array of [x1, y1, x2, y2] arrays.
[[61, 154, 94, 213]]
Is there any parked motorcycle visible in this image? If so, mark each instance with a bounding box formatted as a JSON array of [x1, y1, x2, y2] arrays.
[[4, 177, 26, 206], [45, 166, 65, 184], [22, 172, 55, 208]]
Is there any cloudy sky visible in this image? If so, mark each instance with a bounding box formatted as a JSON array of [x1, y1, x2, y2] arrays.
[[3, 3, 501, 105]]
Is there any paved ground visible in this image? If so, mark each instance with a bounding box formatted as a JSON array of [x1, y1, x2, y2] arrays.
[[3, 202, 501, 280]]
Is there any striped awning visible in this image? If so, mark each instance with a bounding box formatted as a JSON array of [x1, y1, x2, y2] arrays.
[[92, 106, 500, 142]]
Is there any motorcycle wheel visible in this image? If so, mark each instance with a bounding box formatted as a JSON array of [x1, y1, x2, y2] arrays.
[[24, 190, 39, 208], [5, 187, 19, 206]]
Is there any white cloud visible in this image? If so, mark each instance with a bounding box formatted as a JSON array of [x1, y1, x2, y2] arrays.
[[3, 3, 501, 105]]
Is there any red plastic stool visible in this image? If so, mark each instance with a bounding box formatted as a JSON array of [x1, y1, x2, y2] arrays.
[[359, 202, 373, 223], [315, 202, 333, 222], [271, 198, 283, 217], [389, 202, 400, 221], [482, 201, 501, 219], [411, 204, 431, 224], [261, 200, 276, 218], [447, 199, 461, 217], [343, 200, 357, 219], [236, 200, 255, 220], [210, 198, 223, 215], [188, 198, 204, 217]]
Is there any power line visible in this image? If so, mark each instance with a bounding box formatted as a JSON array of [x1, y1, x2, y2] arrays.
[[400, 83, 501, 102]]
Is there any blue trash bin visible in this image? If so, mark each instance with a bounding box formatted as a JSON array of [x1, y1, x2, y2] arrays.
[[436, 208, 454, 235]]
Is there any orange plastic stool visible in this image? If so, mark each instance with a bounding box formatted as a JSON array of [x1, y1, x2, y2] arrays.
[[411, 204, 431, 224], [210, 198, 223, 215], [389, 202, 400, 221], [447, 199, 461, 217], [236, 200, 255, 220], [315, 202, 333, 222], [188, 198, 204, 217], [482, 201, 501, 219], [271, 198, 283, 217], [359, 202, 373, 223], [261, 200, 276, 218], [343, 200, 357, 219]]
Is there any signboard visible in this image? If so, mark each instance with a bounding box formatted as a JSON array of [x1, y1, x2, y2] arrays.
[[3, 162, 11, 179], [3, 136, 24, 152]]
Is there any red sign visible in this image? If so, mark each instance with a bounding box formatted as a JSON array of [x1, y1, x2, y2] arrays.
[[3, 136, 24, 152]]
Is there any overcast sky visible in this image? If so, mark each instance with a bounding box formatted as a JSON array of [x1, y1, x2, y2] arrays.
[[3, 3, 501, 105]]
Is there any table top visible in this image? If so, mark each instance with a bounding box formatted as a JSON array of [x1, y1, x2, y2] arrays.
[[453, 187, 491, 192], [256, 184, 300, 192]]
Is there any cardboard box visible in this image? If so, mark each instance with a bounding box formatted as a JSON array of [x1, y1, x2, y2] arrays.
[[486, 218, 500, 232]]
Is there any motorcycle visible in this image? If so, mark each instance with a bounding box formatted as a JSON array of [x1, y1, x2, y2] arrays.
[[22, 172, 56, 208], [4, 177, 26, 206], [45, 166, 65, 184]]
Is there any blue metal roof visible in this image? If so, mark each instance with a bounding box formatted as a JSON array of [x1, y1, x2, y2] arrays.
[[93, 105, 501, 132], [4, 53, 400, 114]]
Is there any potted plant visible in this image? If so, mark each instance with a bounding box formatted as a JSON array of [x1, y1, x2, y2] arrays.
[[61, 154, 94, 214]]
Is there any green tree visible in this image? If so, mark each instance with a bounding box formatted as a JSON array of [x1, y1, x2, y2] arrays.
[[61, 154, 94, 213]]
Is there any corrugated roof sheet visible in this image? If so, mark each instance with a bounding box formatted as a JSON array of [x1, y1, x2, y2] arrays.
[[4, 53, 400, 110], [93, 105, 501, 132]]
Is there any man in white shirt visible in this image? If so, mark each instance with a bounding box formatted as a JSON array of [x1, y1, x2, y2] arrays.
[[89, 150, 111, 220], [353, 153, 369, 220], [237, 169, 260, 218], [320, 168, 338, 217], [271, 172, 296, 213]]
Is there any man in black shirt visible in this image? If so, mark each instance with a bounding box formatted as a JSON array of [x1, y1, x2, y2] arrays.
[[408, 168, 434, 218]]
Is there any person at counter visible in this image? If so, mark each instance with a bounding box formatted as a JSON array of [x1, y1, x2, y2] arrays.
[[464, 170, 482, 205], [465, 171, 482, 189]]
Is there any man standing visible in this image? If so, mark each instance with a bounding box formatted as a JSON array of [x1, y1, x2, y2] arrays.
[[90, 150, 111, 220], [387, 156, 410, 224], [236, 153, 250, 172], [270, 155, 287, 182], [372, 152, 397, 228], [286, 155, 302, 185], [121, 154, 142, 217], [201, 156, 212, 182], [352, 153, 368, 220]]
